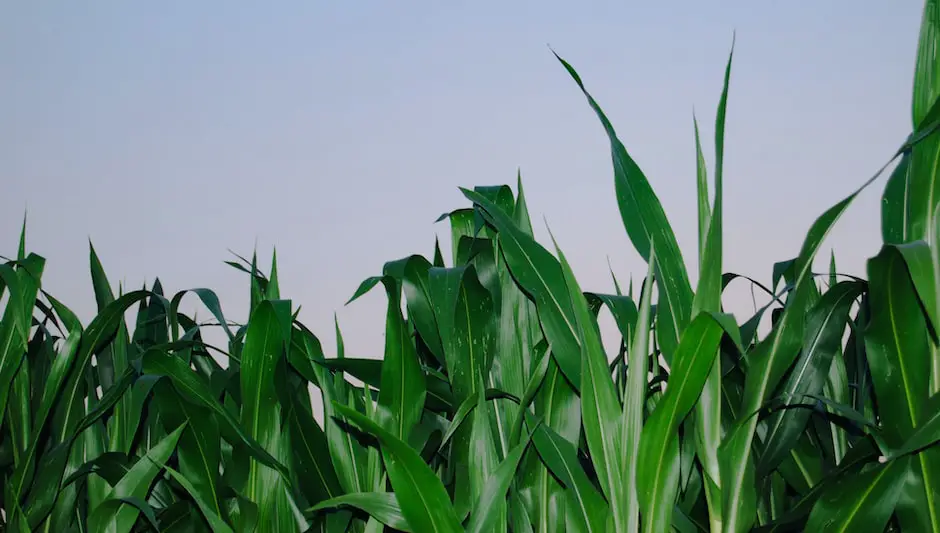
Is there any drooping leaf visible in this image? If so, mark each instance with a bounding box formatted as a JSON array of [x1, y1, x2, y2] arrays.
[[332, 403, 463, 533], [804, 456, 909, 532], [308, 492, 412, 532], [528, 415, 609, 532], [460, 188, 582, 389], [758, 280, 865, 474], [87, 423, 187, 533]]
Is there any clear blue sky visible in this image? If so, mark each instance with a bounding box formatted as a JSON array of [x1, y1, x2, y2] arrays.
[[0, 2, 923, 359]]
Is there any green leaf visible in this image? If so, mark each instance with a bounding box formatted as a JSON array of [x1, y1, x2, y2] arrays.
[[427, 265, 493, 404], [240, 299, 291, 524], [551, 233, 627, 531], [383, 255, 445, 365], [293, 324, 368, 494], [529, 415, 609, 532], [881, 152, 913, 244], [890, 241, 939, 337], [376, 276, 427, 441], [7, 332, 34, 466], [622, 247, 657, 532], [804, 456, 909, 532], [518, 355, 580, 532], [87, 423, 186, 533], [460, 187, 582, 390], [463, 384, 500, 524], [584, 292, 638, 345], [552, 50, 692, 363], [141, 348, 289, 480], [332, 402, 463, 533], [720, 155, 889, 533], [508, 340, 551, 446], [865, 245, 940, 530], [0, 253, 44, 431], [906, 1, 940, 244], [283, 378, 344, 505], [55, 290, 150, 442], [160, 461, 236, 533], [491, 194, 543, 457], [637, 313, 726, 533], [315, 356, 453, 413], [690, 41, 734, 533], [758, 280, 865, 474], [7, 329, 81, 501], [308, 492, 412, 532], [884, 391, 940, 460], [153, 379, 223, 520], [169, 288, 234, 341], [914, 1, 940, 127], [694, 115, 710, 256], [866, 246, 930, 445], [466, 425, 537, 533]]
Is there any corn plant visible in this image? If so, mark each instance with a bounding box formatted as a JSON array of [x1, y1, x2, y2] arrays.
[[4, 2, 940, 532]]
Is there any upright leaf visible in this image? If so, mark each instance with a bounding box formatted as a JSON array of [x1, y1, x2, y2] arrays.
[[553, 50, 693, 363], [691, 43, 734, 533], [865, 246, 940, 531], [720, 157, 889, 533], [377, 277, 427, 441], [623, 247, 657, 533], [553, 236, 626, 531], [637, 313, 725, 533], [240, 299, 292, 530]]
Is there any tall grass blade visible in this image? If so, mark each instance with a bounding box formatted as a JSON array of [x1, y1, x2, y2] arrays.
[[623, 247, 657, 532], [552, 234, 627, 531], [240, 299, 292, 530], [691, 41, 733, 533], [553, 50, 693, 363], [637, 313, 726, 533]]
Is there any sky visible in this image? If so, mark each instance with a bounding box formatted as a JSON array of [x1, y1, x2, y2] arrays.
[[0, 2, 925, 363]]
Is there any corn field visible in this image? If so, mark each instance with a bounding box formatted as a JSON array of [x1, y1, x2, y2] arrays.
[[4, 4, 940, 533]]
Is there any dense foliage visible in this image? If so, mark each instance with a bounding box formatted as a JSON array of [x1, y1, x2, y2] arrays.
[[4, 3, 940, 532]]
